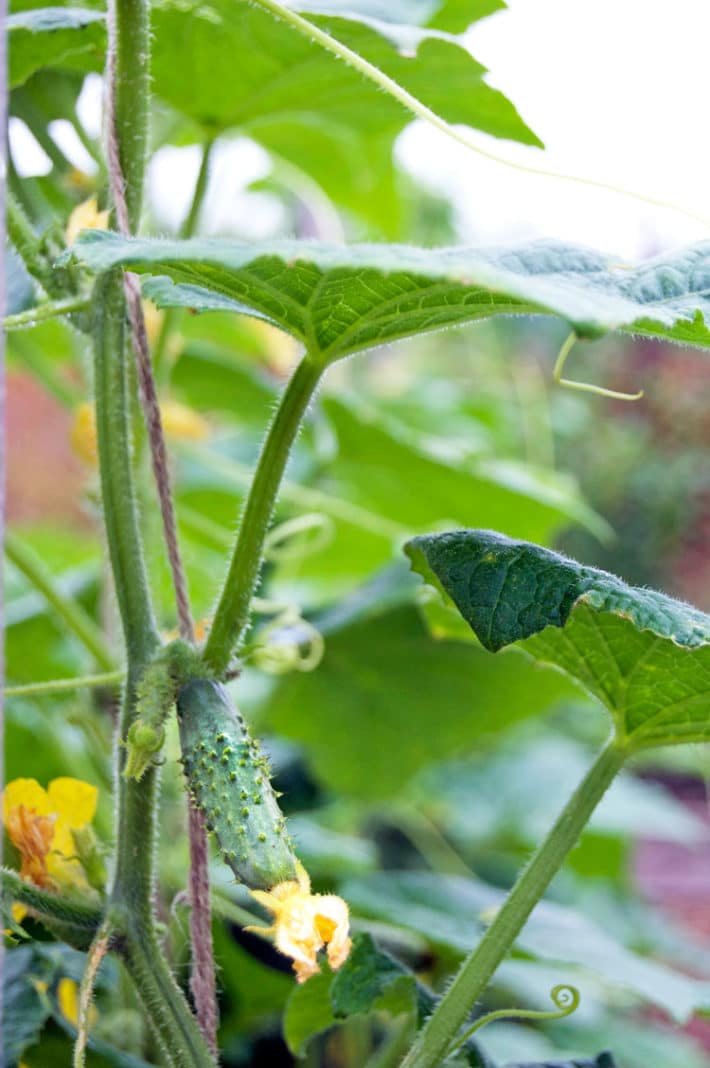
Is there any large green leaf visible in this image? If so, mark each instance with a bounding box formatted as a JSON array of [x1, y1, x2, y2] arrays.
[[343, 872, 710, 1021], [68, 233, 710, 364], [150, 0, 537, 231], [263, 604, 578, 798], [405, 530, 710, 750], [8, 7, 104, 88]]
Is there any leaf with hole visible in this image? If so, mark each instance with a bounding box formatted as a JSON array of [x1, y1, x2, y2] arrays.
[[405, 529, 710, 751]]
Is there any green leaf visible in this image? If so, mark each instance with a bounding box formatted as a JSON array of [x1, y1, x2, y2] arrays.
[[405, 530, 710, 750], [292, 1, 505, 33], [343, 872, 710, 1021], [2, 946, 52, 1065], [68, 233, 710, 366], [284, 970, 336, 1055], [284, 934, 492, 1066], [263, 604, 578, 798], [411, 735, 709, 849], [150, 0, 537, 231], [8, 7, 105, 88]]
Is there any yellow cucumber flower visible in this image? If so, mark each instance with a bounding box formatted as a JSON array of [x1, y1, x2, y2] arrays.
[[65, 195, 110, 246], [249, 863, 351, 983], [3, 777, 98, 890]]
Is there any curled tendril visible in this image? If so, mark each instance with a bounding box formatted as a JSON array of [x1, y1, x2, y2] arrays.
[[263, 512, 334, 563], [446, 983, 581, 1059], [247, 606, 325, 676], [553, 331, 643, 401]]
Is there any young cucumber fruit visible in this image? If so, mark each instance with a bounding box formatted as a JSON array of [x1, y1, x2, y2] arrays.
[[177, 678, 298, 890]]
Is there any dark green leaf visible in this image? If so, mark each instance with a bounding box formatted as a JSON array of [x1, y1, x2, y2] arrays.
[[2, 946, 53, 1065], [8, 7, 105, 88], [68, 233, 710, 363], [406, 530, 710, 750]]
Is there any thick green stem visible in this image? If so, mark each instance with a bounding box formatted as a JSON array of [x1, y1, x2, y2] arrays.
[[108, 0, 150, 231], [1, 867, 102, 931], [400, 738, 627, 1068], [202, 354, 323, 675], [93, 271, 158, 663], [122, 928, 215, 1068], [5, 531, 115, 671]]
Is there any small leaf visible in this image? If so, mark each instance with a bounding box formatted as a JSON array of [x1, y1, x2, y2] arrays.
[[406, 529, 710, 750], [67, 233, 710, 364], [283, 969, 336, 1056], [283, 934, 493, 1066]]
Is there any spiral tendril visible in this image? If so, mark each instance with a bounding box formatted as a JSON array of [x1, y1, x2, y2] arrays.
[[446, 983, 581, 1059]]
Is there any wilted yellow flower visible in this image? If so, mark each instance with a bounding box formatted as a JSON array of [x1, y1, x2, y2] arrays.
[[249, 863, 351, 983], [58, 976, 98, 1028], [65, 195, 110, 246], [3, 777, 98, 890]]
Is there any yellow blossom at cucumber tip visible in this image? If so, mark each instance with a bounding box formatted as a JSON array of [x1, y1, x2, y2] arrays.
[[65, 195, 110, 246], [249, 863, 351, 983], [2, 777, 98, 890]]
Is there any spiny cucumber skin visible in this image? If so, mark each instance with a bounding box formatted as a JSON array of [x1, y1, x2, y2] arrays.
[[177, 678, 298, 891]]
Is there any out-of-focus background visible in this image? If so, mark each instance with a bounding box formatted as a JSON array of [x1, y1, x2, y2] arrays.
[[6, 1, 710, 1065]]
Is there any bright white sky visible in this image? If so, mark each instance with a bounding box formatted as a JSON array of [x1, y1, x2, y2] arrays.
[[11, 0, 710, 259]]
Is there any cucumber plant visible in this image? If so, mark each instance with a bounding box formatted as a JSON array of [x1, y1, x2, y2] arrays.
[[4, 2, 710, 1067]]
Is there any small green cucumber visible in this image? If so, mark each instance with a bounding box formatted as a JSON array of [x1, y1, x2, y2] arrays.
[[177, 677, 298, 890]]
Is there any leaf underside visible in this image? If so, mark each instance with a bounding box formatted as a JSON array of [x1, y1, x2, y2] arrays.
[[405, 529, 710, 750], [68, 232, 710, 364]]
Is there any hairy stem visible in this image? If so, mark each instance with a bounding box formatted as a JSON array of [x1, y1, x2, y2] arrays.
[[121, 927, 215, 1068], [106, 0, 149, 232], [3, 295, 91, 329], [5, 531, 115, 671], [6, 191, 63, 296], [93, 271, 158, 663], [202, 354, 323, 675], [1, 867, 102, 931], [4, 671, 124, 698], [400, 738, 626, 1068]]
